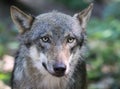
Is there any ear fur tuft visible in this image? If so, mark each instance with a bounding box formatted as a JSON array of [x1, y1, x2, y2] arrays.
[[74, 3, 93, 29], [10, 6, 34, 34]]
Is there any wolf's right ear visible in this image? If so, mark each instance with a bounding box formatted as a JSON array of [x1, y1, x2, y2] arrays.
[[10, 6, 34, 34], [73, 3, 93, 29]]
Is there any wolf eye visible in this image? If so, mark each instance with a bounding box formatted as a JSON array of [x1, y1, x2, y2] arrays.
[[41, 36, 49, 42], [67, 37, 75, 43]]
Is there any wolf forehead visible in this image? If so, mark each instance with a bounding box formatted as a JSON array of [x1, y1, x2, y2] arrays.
[[29, 11, 82, 39], [11, 4, 93, 42]]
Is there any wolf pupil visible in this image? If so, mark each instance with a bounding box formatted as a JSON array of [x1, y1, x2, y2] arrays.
[[41, 37, 49, 42], [67, 37, 75, 43]]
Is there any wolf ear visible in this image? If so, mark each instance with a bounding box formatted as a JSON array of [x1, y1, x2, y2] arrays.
[[74, 3, 93, 29], [10, 6, 34, 34]]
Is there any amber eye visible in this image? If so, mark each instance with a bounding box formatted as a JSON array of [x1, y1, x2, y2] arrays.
[[41, 36, 49, 42], [67, 37, 75, 43]]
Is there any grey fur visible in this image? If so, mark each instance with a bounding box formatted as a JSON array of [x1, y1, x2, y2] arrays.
[[11, 4, 93, 89]]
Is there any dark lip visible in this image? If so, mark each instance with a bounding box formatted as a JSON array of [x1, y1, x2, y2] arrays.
[[52, 73, 65, 77], [42, 62, 65, 77], [42, 62, 47, 70]]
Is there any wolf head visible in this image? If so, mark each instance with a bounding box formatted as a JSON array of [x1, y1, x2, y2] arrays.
[[11, 4, 93, 77]]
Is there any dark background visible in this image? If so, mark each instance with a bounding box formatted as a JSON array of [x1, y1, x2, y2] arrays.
[[0, 0, 120, 89]]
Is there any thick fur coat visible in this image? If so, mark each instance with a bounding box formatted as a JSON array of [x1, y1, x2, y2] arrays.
[[11, 4, 93, 89]]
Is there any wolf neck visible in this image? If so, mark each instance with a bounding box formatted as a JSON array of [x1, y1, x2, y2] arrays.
[[38, 75, 69, 89]]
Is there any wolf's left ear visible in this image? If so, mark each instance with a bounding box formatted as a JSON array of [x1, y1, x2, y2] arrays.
[[10, 6, 34, 34], [74, 3, 93, 29]]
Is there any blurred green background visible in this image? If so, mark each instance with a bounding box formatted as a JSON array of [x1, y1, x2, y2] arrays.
[[0, 0, 120, 89]]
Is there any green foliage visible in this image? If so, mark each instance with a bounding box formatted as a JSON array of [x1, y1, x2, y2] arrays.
[[87, 18, 120, 79], [0, 22, 18, 57], [54, 0, 89, 11], [0, 72, 11, 85], [88, 18, 120, 40], [103, 2, 120, 19], [0, 44, 5, 57]]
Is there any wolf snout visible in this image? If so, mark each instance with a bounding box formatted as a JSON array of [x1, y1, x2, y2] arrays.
[[53, 62, 66, 77]]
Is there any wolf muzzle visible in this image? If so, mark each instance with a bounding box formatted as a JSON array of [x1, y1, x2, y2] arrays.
[[42, 62, 66, 77]]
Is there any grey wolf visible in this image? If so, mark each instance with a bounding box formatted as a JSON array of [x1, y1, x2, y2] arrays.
[[11, 3, 93, 89]]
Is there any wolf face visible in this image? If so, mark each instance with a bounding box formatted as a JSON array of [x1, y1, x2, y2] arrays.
[[25, 12, 86, 77], [11, 4, 93, 81]]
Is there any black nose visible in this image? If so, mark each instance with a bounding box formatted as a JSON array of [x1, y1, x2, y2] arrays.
[[53, 62, 66, 77]]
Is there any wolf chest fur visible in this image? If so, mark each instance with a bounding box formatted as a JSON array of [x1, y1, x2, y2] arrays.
[[11, 4, 93, 89]]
